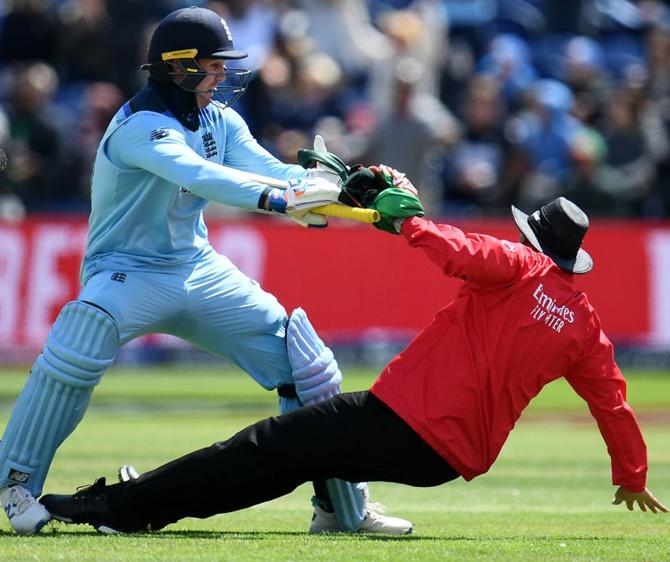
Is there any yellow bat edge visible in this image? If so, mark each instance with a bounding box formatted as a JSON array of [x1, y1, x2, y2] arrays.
[[311, 204, 380, 224]]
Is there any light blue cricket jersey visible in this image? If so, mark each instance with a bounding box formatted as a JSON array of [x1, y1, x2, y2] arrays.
[[81, 86, 305, 284]]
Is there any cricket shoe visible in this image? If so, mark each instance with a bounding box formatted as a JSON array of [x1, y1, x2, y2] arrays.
[[309, 500, 413, 535], [1, 485, 51, 534], [40, 477, 122, 534]]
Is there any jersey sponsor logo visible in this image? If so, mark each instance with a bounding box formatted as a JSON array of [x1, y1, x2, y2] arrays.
[[150, 128, 169, 141], [7, 469, 30, 483], [202, 131, 218, 158], [530, 283, 575, 333], [111, 272, 127, 283]]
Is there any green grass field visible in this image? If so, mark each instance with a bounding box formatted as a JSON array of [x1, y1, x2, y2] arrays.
[[0, 366, 668, 561]]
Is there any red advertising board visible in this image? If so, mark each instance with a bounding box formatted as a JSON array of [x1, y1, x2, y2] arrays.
[[1, 215, 669, 358]]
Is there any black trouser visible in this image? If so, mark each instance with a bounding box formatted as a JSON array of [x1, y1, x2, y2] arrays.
[[105, 391, 460, 531]]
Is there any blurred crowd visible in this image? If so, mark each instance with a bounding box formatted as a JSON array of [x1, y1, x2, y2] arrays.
[[2, 0, 670, 220]]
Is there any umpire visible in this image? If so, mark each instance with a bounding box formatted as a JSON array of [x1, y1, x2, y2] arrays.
[[41, 192, 667, 532]]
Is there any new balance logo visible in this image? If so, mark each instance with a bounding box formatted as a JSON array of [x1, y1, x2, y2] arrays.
[[7, 469, 30, 483], [111, 272, 127, 283], [202, 131, 218, 158], [150, 128, 169, 141]]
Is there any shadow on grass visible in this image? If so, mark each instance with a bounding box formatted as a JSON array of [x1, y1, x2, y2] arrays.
[[0, 529, 648, 542], [0, 528, 433, 541]]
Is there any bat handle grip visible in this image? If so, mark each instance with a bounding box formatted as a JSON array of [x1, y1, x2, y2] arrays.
[[311, 204, 380, 224]]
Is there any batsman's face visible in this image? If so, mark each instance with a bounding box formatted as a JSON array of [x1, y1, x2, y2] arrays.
[[194, 58, 227, 108]]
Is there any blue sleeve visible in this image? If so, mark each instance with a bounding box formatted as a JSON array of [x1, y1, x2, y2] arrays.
[[106, 112, 302, 210], [221, 108, 306, 181]]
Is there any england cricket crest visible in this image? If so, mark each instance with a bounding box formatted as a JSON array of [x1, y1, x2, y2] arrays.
[[202, 131, 218, 159]]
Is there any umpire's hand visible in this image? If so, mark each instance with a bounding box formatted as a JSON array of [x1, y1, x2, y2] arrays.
[[612, 486, 668, 513]]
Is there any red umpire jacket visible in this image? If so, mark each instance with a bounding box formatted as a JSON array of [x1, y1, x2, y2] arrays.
[[371, 217, 647, 492]]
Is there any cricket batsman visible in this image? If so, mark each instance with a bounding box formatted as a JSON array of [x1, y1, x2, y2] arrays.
[[38, 180, 667, 533], [0, 6, 411, 535]]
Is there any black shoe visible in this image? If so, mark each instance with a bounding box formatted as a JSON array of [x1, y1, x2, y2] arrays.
[[40, 477, 121, 534]]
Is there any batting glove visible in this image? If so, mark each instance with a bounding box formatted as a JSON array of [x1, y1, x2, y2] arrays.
[[285, 176, 342, 228]]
